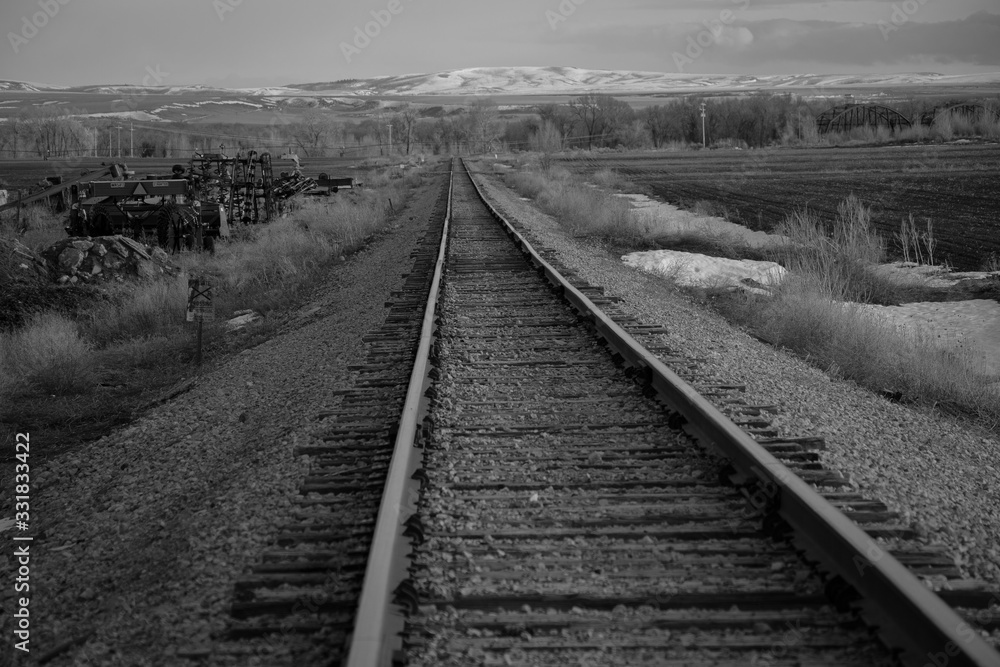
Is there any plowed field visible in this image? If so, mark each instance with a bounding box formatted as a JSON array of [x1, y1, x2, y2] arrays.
[[559, 143, 1000, 271]]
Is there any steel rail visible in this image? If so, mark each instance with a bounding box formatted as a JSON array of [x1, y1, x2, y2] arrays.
[[343, 161, 453, 667], [459, 159, 1000, 667]]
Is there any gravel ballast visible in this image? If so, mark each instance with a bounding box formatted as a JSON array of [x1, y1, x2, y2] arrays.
[[5, 165, 998, 665], [3, 175, 445, 666], [470, 166, 1000, 594]]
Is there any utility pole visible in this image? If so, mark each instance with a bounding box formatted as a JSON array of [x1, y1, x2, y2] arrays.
[[387, 124, 392, 155], [108, 125, 113, 157], [699, 102, 707, 148], [130, 121, 134, 158], [116, 125, 122, 157]]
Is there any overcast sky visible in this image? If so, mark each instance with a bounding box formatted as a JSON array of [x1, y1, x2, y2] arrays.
[[2, 0, 997, 87]]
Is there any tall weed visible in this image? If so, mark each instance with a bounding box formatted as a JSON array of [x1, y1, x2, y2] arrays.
[[1, 313, 94, 395], [507, 167, 639, 242], [772, 196, 890, 303]]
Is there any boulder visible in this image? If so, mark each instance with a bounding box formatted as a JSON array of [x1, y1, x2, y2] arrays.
[[57, 247, 86, 274], [135, 258, 158, 280]]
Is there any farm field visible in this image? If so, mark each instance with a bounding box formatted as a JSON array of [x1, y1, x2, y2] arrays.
[[558, 143, 1000, 271]]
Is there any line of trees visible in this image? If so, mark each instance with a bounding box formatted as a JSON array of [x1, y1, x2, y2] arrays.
[[3, 94, 996, 161], [0, 100, 505, 160], [507, 93, 1000, 151], [502, 93, 805, 151]]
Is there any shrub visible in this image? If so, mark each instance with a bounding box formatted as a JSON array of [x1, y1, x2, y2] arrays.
[[897, 214, 936, 266], [0, 204, 66, 251], [721, 281, 998, 420], [771, 196, 891, 303], [82, 278, 188, 348], [591, 168, 631, 190], [507, 167, 637, 242], [1, 312, 94, 395]]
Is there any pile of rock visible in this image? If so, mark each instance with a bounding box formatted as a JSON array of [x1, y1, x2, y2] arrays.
[[41, 236, 177, 284]]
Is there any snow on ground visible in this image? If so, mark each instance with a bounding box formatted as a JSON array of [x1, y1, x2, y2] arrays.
[[617, 192, 789, 249], [83, 111, 162, 121], [623, 249, 785, 294], [860, 300, 1000, 378], [618, 192, 1000, 375], [870, 262, 996, 289]]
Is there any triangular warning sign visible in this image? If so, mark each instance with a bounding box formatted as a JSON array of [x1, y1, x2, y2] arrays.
[[132, 183, 147, 196]]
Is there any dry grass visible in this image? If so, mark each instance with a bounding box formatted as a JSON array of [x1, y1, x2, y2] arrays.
[[707, 196, 1000, 422], [0, 165, 427, 449], [177, 181, 410, 316], [897, 214, 936, 266], [769, 196, 897, 304], [507, 167, 643, 243], [82, 278, 189, 348], [814, 111, 1000, 146], [0, 312, 95, 395], [507, 167, 650, 245], [0, 204, 67, 250], [720, 278, 999, 421], [690, 200, 732, 221], [590, 168, 632, 190]]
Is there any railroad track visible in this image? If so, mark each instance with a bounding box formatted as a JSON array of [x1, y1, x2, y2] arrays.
[[211, 159, 999, 666], [344, 160, 1000, 667], [208, 175, 451, 665]]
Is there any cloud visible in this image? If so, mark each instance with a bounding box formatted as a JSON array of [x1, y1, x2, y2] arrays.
[[747, 12, 1000, 67], [715, 25, 754, 47], [553, 10, 1000, 72]]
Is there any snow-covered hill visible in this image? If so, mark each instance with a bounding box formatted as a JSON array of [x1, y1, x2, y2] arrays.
[[3, 67, 999, 98], [285, 66, 1000, 96], [0, 79, 68, 92]]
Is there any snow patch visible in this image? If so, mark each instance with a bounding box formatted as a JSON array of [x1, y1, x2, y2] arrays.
[[623, 249, 786, 293]]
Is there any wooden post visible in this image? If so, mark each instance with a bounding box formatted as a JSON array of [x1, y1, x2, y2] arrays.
[[196, 319, 203, 367], [186, 276, 213, 366]]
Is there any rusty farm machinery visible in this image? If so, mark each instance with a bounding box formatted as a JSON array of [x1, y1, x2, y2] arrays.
[[3, 151, 320, 252]]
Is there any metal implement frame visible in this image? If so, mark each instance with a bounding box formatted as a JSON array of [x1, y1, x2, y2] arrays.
[[344, 162, 454, 667]]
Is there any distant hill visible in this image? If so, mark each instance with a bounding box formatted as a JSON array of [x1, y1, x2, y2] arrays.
[[286, 66, 1000, 95], [4, 66, 1000, 98], [0, 79, 67, 92]]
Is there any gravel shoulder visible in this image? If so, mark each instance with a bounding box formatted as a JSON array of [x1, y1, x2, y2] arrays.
[[1, 174, 445, 667], [470, 165, 1000, 589]]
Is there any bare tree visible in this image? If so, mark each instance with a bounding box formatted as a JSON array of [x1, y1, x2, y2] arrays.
[[537, 104, 575, 149], [464, 98, 501, 154], [530, 120, 563, 154], [569, 94, 602, 149], [289, 109, 334, 157], [395, 103, 419, 154], [596, 95, 635, 147]]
